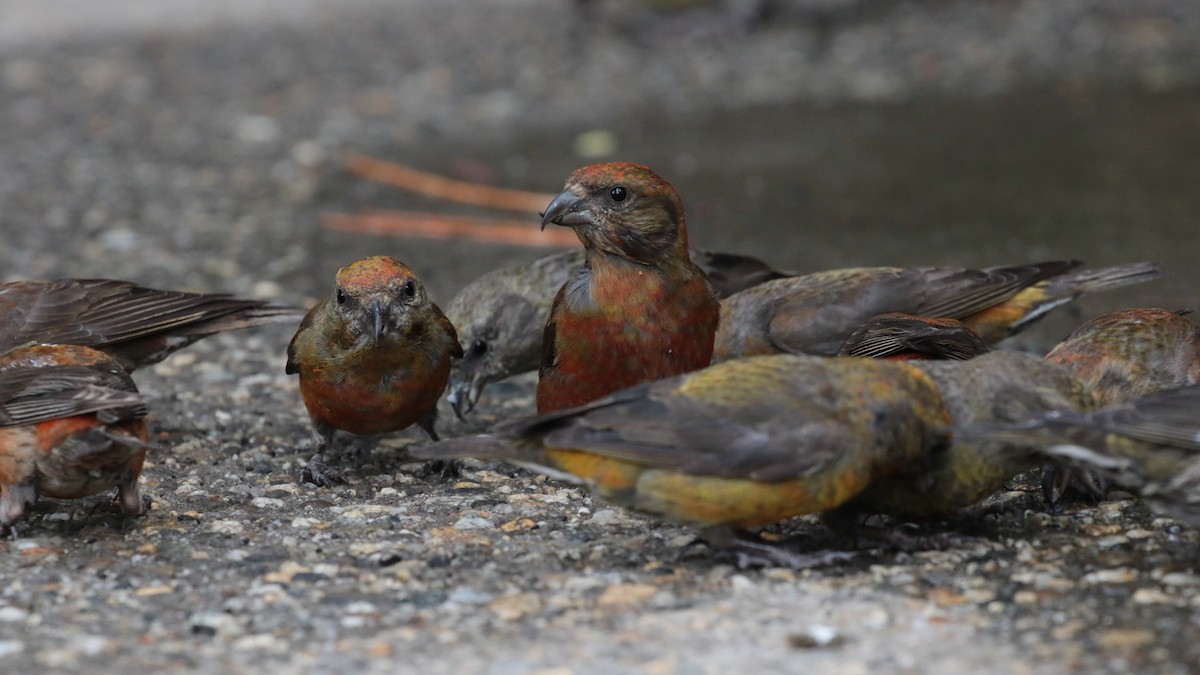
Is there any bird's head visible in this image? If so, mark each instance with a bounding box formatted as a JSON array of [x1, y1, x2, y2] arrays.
[[540, 162, 688, 264], [331, 256, 429, 345]]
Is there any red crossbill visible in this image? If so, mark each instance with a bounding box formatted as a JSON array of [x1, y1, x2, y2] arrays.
[[0, 277, 304, 370], [1045, 307, 1199, 406], [286, 256, 463, 486], [536, 162, 720, 413], [963, 262, 1163, 343], [446, 246, 789, 417], [828, 351, 1095, 523]]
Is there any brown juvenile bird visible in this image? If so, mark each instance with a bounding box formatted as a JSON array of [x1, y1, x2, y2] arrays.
[[1041, 307, 1200, 502], [414, 354, 951, 566], [0, 278, 305, 371], [446, 246, 788, 417], [286, 256, 463, 486], [446, 250, 583, 419], [827, 351, 1095, 523], [962, 384, 1200, 527], [837, 313, 989, 361], [714, 260, 1160, 361], [0, 343, 153, 530], [536, 163, 720, 413]]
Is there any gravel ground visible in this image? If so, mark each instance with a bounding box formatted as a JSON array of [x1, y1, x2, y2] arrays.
[[1, 1, 1199, 673]]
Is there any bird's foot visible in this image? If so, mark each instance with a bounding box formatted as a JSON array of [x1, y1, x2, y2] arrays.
[[416, 459, 461, 482], [1041, 463, 1108, 507], [300, 453, 347, 487]]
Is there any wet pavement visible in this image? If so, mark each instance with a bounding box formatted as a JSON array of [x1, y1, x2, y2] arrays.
[[0, 1, 1199, 672]]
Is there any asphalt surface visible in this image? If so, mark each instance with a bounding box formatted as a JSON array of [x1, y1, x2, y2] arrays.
[[1, 1, 1199, 673]]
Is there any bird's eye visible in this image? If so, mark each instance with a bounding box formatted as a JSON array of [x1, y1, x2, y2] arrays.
[[335, 288, 347, 305], [609, 186, 628, 202], [470, 338, 488, 357], [403, 280, 416, 298]]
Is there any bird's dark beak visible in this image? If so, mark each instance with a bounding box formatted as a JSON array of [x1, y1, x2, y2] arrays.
[[370, 299, 386, 342], [447, 374, 483, 420], [540, 190, 594, 231]]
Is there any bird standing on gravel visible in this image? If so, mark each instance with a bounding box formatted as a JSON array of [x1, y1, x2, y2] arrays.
[[0, 344, 153, 531], [416, 323, 1200, 562], [536, 162, 720, 413], [287, 256, 463, 486], [416, 354, 951, 567]]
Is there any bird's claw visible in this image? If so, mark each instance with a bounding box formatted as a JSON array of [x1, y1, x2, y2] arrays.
[[300, 453, 348, 487], [416, 459, 461, 482]]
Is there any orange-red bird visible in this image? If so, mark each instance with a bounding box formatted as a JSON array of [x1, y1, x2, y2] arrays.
[[446, 246, 788, 418], [0, 278, 305, 371], [0, 344, 152, 530], [537, 163, 720, 413], [286, 256, 463, 486]]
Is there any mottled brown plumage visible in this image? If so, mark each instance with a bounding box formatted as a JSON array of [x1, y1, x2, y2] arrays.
[[1045, 308, 1200, 406], [1041, 307, 1200, 502]]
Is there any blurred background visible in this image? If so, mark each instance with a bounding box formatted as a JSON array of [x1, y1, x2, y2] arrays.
[[0, 0, 1196, 349]]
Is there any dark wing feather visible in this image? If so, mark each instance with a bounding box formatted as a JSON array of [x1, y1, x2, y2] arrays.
[[839, 315, 989, 360], [0, 278, 303, 353], [0, 364, 146, 427], [762, 262, 1077, 356], [908, 261, 1081, 318]]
